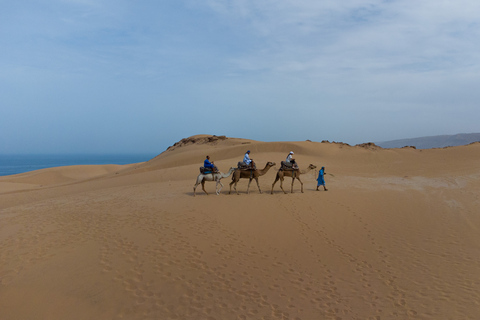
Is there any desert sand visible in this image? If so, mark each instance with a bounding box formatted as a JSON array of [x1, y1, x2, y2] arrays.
[[1, 135, 479, 320]]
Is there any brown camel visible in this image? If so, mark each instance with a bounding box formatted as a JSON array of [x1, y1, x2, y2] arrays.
[[229, 162, 276, 194], [271, 164, 317, 194]]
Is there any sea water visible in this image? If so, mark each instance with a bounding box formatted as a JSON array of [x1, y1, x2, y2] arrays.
[[0, 153, 157, 176]]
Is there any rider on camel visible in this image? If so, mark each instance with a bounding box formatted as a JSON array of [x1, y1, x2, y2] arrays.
[[285, 151, 298, 170], [204, 155, 218, 172], [243, 150, 255, 169]]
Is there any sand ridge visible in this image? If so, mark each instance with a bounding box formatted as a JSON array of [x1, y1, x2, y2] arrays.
[[1, 136, 480, 319]]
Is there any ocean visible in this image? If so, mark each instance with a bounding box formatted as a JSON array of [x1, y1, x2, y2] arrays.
[[0, 153, 157, 177]]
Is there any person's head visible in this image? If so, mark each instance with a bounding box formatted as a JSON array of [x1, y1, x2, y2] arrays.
[[322, 166, 325, 170], [247, 150, 250, 154], [206, 155, 210, 160], [289, 151, 294, 155]]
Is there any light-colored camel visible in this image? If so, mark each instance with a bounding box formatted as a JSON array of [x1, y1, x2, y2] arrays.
[[271, 164, 317, 194], [193, 167, 236, 196], [229, 162, 276, 194]]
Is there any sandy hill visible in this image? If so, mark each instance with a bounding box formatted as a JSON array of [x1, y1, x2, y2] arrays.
[[1, 135, 480, 319]]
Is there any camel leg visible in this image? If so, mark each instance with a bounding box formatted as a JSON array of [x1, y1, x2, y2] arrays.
[[279, 177, 286, 194], [273, 172, 287, 194], [247, 178, 253, 194], [255, 177, 262, 193], [291, 177, 295, 193], [201, 181, 208, 195], [229, 179, 239, 195], [229, 173, 241, 195], [271, 176, 280, 194], [234, 181, 239, 194], [216, 180, 224, 195], [297, 177, 304, 193], [193, 175, 203, 197]]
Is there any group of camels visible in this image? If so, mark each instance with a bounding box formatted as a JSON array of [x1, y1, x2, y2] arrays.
[[193, 159, 317, 196]]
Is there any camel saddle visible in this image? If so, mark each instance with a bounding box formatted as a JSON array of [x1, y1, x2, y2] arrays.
[[280, 161, 298, 171], [237, 161, 256, 170], [200, 166, 215, 174]]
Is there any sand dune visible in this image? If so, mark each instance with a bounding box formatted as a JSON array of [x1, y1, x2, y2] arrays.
[[1, 136, 480, 319], [0, 164, 137, 193]]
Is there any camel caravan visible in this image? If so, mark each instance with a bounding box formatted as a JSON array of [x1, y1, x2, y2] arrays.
[[193, 151, 324, 196]]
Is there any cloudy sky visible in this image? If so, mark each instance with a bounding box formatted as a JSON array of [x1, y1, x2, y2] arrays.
[[1, 0, 479, 153]]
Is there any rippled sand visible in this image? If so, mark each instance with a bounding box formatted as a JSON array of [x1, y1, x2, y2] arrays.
[[1, 136, 479, 319]]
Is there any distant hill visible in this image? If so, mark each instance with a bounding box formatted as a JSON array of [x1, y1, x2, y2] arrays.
[[376, 133, 480, 149]]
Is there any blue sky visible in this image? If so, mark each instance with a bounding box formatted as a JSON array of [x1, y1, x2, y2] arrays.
[[1, 0, 480, 153]]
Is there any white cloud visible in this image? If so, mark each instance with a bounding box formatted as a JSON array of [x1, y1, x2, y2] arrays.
[[198, 0, 480, 76]]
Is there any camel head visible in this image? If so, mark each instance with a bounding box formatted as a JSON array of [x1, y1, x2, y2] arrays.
[[224, 167, 236, 177], [308, 164, 317, 170], [257, 162, 276, 175]]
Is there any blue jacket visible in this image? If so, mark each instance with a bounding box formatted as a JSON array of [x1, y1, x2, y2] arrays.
[[204, 158, 214, 168]]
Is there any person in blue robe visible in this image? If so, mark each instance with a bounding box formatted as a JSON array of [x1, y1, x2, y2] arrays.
[[204, 156, 217, 172], [316, 166, 328, 191]]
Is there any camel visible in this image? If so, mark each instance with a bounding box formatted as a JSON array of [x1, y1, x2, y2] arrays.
[[193, 167, 236, 196], [271, 164, 317, 194], [229, 162, 276, 195]]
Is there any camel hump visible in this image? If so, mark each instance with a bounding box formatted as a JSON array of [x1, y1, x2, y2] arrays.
[[200, 167, 214, 174], [280, 161, 294, 170], [237, 161, 256, 170]]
